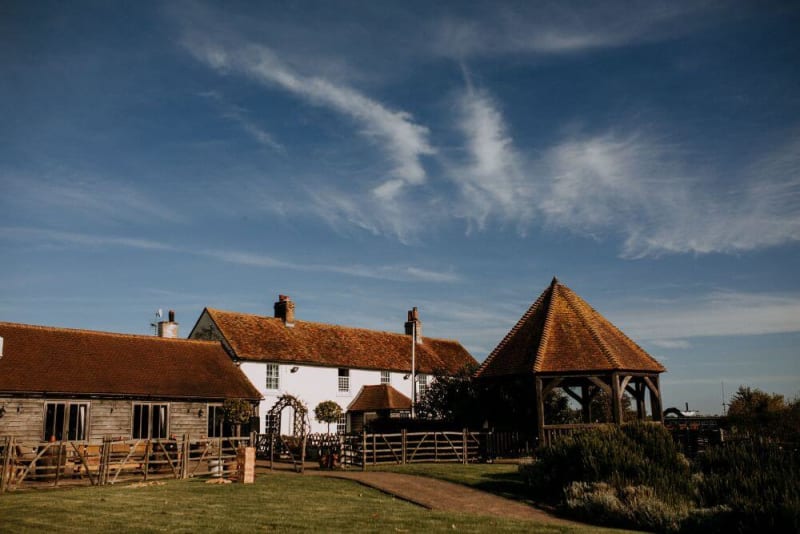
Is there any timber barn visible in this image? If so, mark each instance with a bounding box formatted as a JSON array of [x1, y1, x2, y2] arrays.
[[0, 320, 262, 442]]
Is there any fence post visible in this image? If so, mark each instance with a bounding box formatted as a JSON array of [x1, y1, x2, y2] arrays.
[[181, 434, 190, 479], [361, 431, 367, 472], [401, 429, 407, 465], [0, 436, 11, 493], [54, 439, 64, 486]]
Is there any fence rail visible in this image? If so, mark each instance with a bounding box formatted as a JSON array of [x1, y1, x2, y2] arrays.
[[0, 435, 249, 493], [338, 429, 482, 469]]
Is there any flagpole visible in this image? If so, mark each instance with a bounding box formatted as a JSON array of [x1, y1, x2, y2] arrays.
[[411, 321, 416, 419]]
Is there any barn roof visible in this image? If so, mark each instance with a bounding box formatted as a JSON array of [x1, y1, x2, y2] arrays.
[[347, 384, 411, 412], [0, 322, 262, 400], [476, 278, 665, 378], [196, 308, 477, 375]]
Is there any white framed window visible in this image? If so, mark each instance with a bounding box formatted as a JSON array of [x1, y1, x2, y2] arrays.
[[132, 403, 169, 439], [416, 374, 428, 398], [336, 414, 347, 435], [265, 363, 279, 390], [380, 370, 390, 384], [338, 368, 350, 392], [43, 402, 89, 441]]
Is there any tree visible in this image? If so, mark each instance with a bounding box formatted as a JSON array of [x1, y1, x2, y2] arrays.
[[725, 386, 798, 442], [416, 364, 484, 428], [314, 401, 343, 434], [728, 386, 785, 416], [542, 389, 574, 424]]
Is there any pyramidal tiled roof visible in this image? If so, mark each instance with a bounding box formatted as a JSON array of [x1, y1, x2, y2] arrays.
[[198, 308, 477, 375], [347, 384, 411, 412], [0, 322, 262, 400], [476, 278, 665, 378]]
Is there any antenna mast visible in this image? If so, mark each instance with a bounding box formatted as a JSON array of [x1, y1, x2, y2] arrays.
[[150, 308, 163, 335]]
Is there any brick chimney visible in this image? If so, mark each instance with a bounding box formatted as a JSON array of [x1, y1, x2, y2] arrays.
[[157, 310, 179, 338], [404, 307, 422, 344], [274, 294, 295, 327]]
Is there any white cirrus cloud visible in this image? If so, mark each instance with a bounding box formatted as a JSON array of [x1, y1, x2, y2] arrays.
[[0, 227, 459, 284], [608, 290, 800, 341], [184, 38, 434, 197], [450, 86, 533, 231], [432, 2, 719, 59]]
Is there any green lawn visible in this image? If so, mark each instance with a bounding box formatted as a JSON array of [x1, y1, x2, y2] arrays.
[[0, 473, 584, 533]]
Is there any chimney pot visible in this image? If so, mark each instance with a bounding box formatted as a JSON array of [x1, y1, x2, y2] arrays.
[[157, 310, 179, 338], [404, 307, 422, 344], [274, 294, 295, 327]]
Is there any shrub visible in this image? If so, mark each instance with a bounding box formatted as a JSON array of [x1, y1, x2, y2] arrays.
[[564, 481, 689, 532], [693, 440, 800, 532], [521, 423, 692, 506]]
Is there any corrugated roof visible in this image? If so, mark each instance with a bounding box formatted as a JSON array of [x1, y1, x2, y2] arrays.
[[0, 322, 262, 400], [199, 308, 477, 375], [476, 278, 665, 378], [347, 384, 411, 412]]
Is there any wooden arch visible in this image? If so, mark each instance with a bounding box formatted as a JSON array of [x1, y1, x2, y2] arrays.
[[266, 394, 310, 472]]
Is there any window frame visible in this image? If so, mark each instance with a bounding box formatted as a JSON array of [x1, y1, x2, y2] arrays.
[[207, 404, 225, 438], [132, 402, 170, 439], [265, 363, 280, 390], [336, 413, 347, 435], [338, 368, 350, 393], [43, 401, 89, 441], [416, 373, 429, 398], [380, 370, 391, 384]]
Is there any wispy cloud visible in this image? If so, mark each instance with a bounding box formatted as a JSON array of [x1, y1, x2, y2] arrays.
[[184, 38, 434, 197], [0, 227, 460, 284], [445, 81, 800, 257], [2, 172, 184, 225], [198, 91, 283, 151], [450, 85, 532, 231], [609, 290, 800, 341], [539, 131, 800, 258], [432, 2, 718, 59]]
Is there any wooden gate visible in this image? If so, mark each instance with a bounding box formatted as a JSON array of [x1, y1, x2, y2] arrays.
[[0, 435, 249, 492]]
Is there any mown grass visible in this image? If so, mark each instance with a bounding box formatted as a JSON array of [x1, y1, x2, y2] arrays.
[[0, 473, 580, 533]]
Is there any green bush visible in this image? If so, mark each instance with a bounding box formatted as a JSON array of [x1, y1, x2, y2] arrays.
[[693, 440, 800, 532], [564, 481, 689, 532], [521, 423, 692, 506]]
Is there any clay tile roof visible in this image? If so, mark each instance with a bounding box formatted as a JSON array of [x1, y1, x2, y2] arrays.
[[200, 308, 477, 375], [347, 384, 411, 412], [0, 322, 262, 400], [476, 278, 665, 378]]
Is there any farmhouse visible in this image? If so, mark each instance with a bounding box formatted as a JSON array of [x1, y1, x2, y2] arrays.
[[0, 318, 262, 443], [188, 296, 477, 434], [476, 278, 666, 444]]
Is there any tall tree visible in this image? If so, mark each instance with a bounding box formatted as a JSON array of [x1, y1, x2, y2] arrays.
[[416, 364, 484, 428]]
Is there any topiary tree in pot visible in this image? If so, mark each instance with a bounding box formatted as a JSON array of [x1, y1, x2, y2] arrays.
[[223, 398, 253, 437], [314, 401, 343, 434]]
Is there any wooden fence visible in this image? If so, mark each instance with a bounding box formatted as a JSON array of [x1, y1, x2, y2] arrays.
[[340, 430, 481, 469], [0, 435, 249, 493]]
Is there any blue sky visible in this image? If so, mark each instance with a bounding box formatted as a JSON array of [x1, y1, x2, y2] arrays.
[[1, 1, 798, 414]]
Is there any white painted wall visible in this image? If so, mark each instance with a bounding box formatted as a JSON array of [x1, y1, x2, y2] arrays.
[[240, 361, 422, 434]]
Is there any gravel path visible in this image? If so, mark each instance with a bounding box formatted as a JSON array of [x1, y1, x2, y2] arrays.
[[308, 470, 580, 527]]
